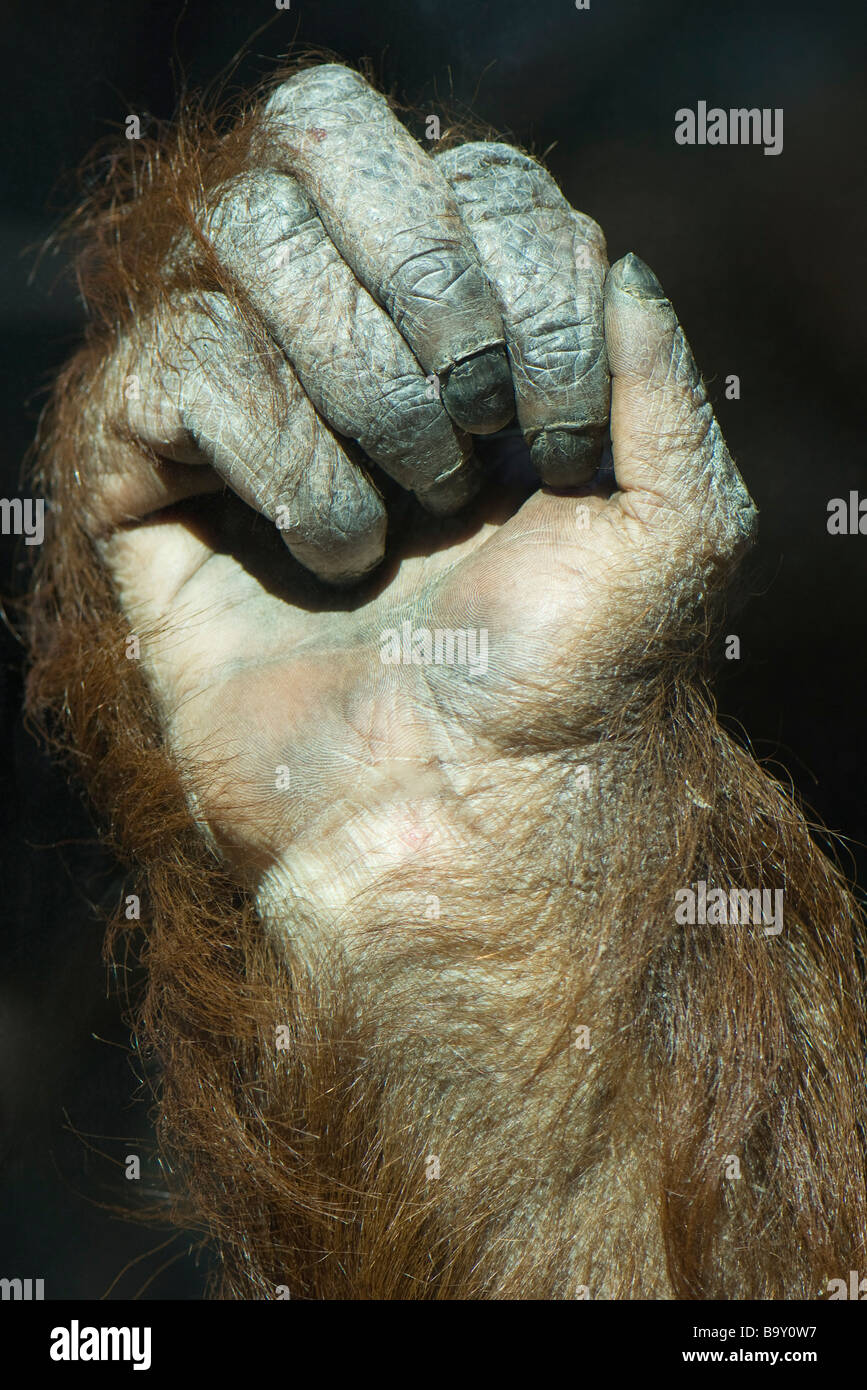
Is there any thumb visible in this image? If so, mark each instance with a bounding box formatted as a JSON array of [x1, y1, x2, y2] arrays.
[[603, 253, 757, 563]]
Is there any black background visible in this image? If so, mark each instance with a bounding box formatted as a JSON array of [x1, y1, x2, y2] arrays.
[[1, 0, 865, 1299]]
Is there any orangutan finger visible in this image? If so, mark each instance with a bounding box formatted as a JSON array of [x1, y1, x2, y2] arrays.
[[260, 63, 515, 436], [604, 253, 757, 562], [436, 143, 609, 486], [112, 291, 387, 584]]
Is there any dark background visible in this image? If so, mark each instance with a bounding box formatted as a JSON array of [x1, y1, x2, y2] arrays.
[[1, 0, 864, 1299]]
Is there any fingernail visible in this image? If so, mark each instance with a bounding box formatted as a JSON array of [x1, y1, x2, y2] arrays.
[[617, 252, 666, 300], [440, 345, 515, 435], [530, 425, 605, 487]]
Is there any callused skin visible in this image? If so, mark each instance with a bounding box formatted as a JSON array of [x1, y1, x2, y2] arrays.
[[33, 63, 867, 1300]]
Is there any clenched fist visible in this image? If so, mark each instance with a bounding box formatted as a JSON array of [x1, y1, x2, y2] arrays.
[[82, 63, 756, 893]]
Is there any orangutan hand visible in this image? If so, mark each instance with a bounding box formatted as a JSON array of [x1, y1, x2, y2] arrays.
[[74, 63, 757, 906]]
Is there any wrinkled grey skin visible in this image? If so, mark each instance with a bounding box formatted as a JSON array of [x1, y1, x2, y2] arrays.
[[262, 66, 515, 436], [121, 291, 392, 579], [202, 171, 480, 513], [437, 144, 609, 485], [102, 64, 623, 583]]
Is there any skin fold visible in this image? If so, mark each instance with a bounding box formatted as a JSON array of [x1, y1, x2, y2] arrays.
[[24, 61, 867, 1299]]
